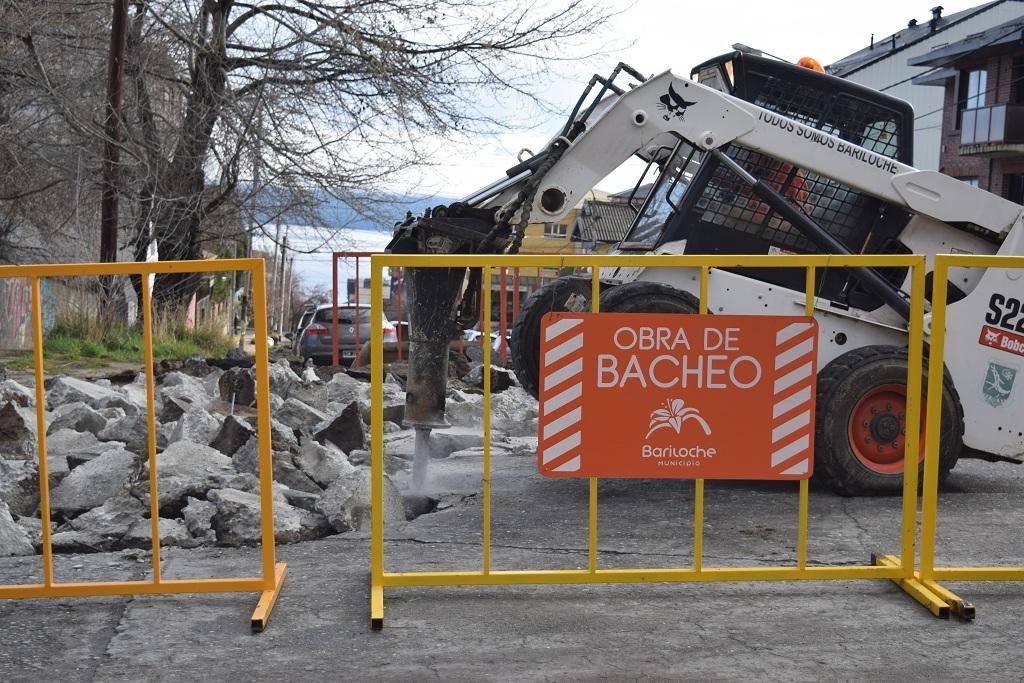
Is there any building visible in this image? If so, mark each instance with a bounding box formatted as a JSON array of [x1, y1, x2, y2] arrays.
[[908, 16, 1024, 198], [827, 1, 1024, 170], [572, 199, 636, 253]]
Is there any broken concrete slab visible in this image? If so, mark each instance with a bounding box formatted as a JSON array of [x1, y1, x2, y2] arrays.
[[268, 359, 300, 398], [0, 459, 39, 517], [294, 440, 353, 488], [49, 448, 137, 516], [46, 376, 120, 410], [276, 397, 327, 432], [464, 364, 515, 393], [0, 401, 38, 459], [56, 494, 146, 552], [0, 379, 35, 408], [209, 415, 253, 456], [159, 382, 212, 423], [136, 441, 236, 515], [327, 372, 368, 407], [316, 467, 404, 533], [47, 402, 109, 436], [166, 406, 222, 446], [272, 457, 323, 495], [314, 401, 364, 454], [218, 367, 256, 407], [0, 500, 34, 557], [122, 517, 197, 549], [207, 488, 305, 545], [181, 496, 216, 541]]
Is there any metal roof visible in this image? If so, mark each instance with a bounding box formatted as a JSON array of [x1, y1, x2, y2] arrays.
[[572, 200, 636, 244], [908, 16, 1024, 66], [827, 1, 1008, 77]]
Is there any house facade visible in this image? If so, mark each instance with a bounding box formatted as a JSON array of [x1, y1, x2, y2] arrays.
[[908, 16, 1024, 199], [827, 1, 1024, 170]]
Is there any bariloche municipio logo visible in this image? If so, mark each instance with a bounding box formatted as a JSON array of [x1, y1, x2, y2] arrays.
[[984, 362, 1017, 407], [646, 398, 711, 438]]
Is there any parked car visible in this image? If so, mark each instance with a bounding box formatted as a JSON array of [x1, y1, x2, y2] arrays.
[[296, 303, 396, 365]]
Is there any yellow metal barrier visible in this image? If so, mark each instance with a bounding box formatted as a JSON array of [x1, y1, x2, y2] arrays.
[[369, 253, 948, 629], [915, 253, 1024, 619], [0, 259, 286, 632]]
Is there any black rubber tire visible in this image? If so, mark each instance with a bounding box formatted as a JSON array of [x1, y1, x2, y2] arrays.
[[814, 345, 964, 496], [510, 276, 595, 398], [599, 281, 701, 315]]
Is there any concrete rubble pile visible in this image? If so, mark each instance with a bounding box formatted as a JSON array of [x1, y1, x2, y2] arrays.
[[0, 355, 538, 556]]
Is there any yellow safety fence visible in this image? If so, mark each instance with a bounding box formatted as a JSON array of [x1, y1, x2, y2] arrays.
[[368, 253, 952, 630], [913, 254, 1024, 617], [0, 259, 286, 632]]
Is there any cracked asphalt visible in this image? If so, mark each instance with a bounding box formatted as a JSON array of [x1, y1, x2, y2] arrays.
[[3, 450, 1024, 681]]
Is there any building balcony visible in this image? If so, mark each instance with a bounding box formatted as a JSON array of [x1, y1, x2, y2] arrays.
[[959, 104, 1024, 157]]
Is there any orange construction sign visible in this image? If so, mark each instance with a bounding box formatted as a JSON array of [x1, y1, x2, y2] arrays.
[[537, 313, 818, 480]]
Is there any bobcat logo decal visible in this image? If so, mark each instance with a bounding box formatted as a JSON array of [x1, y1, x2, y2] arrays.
[[658, 83, 697, 122]]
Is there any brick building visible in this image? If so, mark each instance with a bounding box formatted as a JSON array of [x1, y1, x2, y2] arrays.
[[909, 16, 1024, 200]]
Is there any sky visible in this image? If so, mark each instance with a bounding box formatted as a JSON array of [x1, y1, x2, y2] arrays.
[[405, 0, 985, 198], [286, 0, 986, 292]]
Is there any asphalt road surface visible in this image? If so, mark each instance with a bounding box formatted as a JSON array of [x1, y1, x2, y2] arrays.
[[2, 452, 1024, 681]]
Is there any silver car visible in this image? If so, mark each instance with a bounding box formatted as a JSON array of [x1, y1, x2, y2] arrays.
[[296, 303, 396, 365]]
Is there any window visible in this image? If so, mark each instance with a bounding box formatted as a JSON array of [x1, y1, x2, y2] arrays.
[[957, 68, 987, 127], [956, 176, 979, 187], [543, 222, 567, 237], [1005, 174, 1024, 205], [1012, 59, 1024, 104]]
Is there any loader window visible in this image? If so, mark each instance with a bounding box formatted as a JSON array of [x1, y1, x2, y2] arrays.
[[624, 142, 703, 245]]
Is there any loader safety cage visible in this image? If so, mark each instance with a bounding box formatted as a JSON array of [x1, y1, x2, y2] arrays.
[[916, 254, 1024, 616], [367, 252, 949, 630], [0, 258, 286, 632]]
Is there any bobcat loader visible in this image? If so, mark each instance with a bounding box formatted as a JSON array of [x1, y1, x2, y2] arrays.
[[387, 51, 1024, 495]]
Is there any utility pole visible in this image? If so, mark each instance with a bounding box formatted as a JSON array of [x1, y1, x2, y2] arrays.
[[278, 231, 288, 336], [100, 0, 128, 262]]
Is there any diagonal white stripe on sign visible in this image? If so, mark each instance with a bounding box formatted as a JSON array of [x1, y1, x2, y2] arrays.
[[542, 431, 581, 465], [772, 386, 812, 419], [772, 410, 810, 443], [773, 362, 813, 394], [771, 434, 810, 467], [774, 336, 815, 370], [543, 406, 582, 440], [552, 455, 581, 472], [544, 317, 584, 342], [544, 333, 584, 366], [780, 458, 809, 476], [776, 322, 813, 345], [543, 358, 583, 392], [544, 382, 582, 414]]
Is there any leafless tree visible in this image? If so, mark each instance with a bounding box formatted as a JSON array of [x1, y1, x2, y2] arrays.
[[2, 0, 616, 307]]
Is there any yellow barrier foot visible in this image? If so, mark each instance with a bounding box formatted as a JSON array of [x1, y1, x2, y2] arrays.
[[371, 584, 384, 631], [872, 554, 949, 619], [921, 578, 976, 621], [251, 563, 288, 633]]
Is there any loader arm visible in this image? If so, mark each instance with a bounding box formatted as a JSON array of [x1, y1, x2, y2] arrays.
[[478, 69, 1022, 241]]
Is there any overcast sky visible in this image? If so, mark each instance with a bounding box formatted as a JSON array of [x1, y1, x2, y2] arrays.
[[400, 0, 983, 198]]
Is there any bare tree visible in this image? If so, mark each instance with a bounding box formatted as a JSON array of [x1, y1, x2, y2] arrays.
[[2, 0, 616, 307]]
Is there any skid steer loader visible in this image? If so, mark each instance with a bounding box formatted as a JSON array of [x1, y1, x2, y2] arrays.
[[386, 50, 1024, 495]]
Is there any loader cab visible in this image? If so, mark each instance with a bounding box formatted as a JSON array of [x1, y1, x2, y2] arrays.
[[621, 51, 916, 310]]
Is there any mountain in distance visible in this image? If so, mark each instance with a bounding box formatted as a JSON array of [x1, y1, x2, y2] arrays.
[[254, 187, 458, 233]]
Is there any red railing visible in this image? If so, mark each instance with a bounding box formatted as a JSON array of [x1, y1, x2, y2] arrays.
[[330, 255, 548, 367]]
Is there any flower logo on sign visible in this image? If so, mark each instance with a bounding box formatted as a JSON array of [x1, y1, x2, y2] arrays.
[[646, 398, 712, 438]]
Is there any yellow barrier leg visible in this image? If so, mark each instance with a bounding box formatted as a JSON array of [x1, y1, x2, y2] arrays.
[[371, 584, 384, 631], [250, 563, 288, 633], [872, 554, 949, 618], [918, 578, 974, 620]]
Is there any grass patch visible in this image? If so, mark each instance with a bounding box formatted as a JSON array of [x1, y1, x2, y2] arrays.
[[29, 317, 234, 368]]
